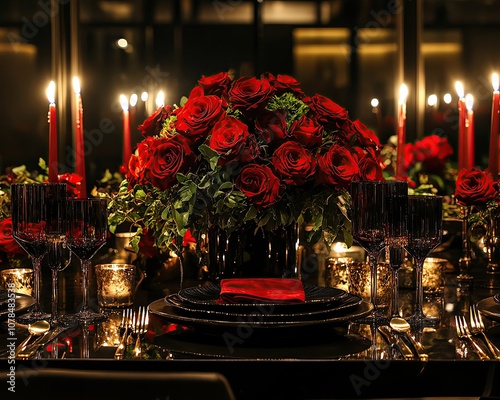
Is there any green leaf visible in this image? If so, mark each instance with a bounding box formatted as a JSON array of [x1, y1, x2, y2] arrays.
[[135, 189, 146, 199], [244, 206, 257, 221]]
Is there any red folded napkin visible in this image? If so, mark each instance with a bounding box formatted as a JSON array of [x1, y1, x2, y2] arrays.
[[219, 278, 306, 304]]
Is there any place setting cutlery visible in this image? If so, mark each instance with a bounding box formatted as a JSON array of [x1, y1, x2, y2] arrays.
[[114, 306, 149, 360], [469, 304, 500, 360], [16, 323, 71, 360], [454, 314, 490, 360]]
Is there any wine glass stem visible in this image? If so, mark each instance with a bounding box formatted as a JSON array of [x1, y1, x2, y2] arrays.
[[51, 269, 59, 322], [81, 259, 91, 313], [31, 257, 43, 311], [391, 269, 400, 317], [414, 260, 426, 319], [368, 253, 379, 312]]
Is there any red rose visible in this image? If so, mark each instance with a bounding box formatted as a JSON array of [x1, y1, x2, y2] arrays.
[[317, 144, 360, 189], [455, 168, 498, 206], [413, 135, 453, 173], [208, 116, 258, 165], [138, 229, 158, 258], [198, 72, 233, 99], [236, 164, 283, 208], [255, 110, 287, 144], [358, 154, 384, 181], [403, 143, 417, 172], [289, 115, 323, 149], [127, 136, 156, 187], [175, 95, 226, 143], [304, 94, 348, 130], [272, 142, 317, 186], [229, 76, 275, 117], [352, 120, 381, 149], [0, 218, 24, 256], [138, 105, 174, 138], [146, 135, 196, 191], [57, 173, 83, 198], [263, 73, 305, 97]]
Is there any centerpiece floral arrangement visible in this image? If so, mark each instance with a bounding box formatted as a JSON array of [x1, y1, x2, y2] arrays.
[[107, 71, 384, 255]]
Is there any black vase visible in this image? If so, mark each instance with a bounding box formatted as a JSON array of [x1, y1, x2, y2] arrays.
[[204, 223, 301, 281]]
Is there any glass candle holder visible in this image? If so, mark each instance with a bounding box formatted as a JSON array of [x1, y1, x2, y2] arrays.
[[347, 261, 392, 311], [0, 268, 34, 296], [422, 257, 446, 295], [95, 264, 136, 308], [325, 257, 352, 291]]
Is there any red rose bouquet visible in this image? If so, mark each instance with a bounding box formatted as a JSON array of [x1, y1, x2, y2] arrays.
[[107, 71, 384, 252]]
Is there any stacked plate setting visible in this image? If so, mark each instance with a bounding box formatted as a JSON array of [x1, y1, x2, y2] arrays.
[[149, 284, 373, 333]]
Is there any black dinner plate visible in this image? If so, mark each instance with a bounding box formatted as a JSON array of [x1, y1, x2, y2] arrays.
[[165, 292, 363, 322], [148, 298, 373, 333], [477, 296, 500, 323], [0, 291, 36, 320], [176, 284, 350, 313], [152, 327, 372, 359]]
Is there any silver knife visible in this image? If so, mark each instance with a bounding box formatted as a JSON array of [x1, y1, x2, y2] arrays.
[[378, 326, 414, 360], [17, 326, 67, 360]]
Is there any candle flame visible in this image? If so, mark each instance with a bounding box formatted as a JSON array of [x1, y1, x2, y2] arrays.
[[156, 91, 165, 108], [141, 91, 148, 102], [119, 94, 129, 111], [399, 84, 408, 103], [493, 73, 499, 92], [73, 77, 81, 94], [455, 81, 464, 98], [465, 93, 474, 111], [370, 98, 379, 108], [427, 94, 438, 107], [130, 93, 138, 107], [443, 93, 452, 104], [46, 81, 55, 104]]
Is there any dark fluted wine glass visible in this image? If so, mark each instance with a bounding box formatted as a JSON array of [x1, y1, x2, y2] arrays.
[[11, 183, 67, 323], [350, 181, 390, 321], [405, 195, 443, 326], [66, 198, 109, 323], [384, 181, 409, 318]]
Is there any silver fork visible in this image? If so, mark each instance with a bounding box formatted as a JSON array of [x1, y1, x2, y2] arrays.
[[469, 304, 500, 360], [455, 315, 490, 360], [114, 308, 133, 360], [132, 306, 148, 359]]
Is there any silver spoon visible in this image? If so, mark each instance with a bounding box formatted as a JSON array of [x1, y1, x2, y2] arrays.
[[389, 317, 429, 361], [15, 320, 51, 357]]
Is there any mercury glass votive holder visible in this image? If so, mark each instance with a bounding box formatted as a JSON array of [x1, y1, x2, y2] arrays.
[[422, 257, 447, 295], [347, 261, 392, 310], [325, 257, 352, 291], [95, 264, 136, 308], [0, 268, 34, 296]]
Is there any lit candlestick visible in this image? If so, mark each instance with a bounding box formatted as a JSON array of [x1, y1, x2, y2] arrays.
[[456, 81, 467, 171], [129, 93, 138, 141], [156, 90, 165, 109], [46, 81, 58, 183], [73, 77, 86, 197], [465, 94, 474, 169], [490, 73, 499, 180], [141, 91, 149, 117], [396, 84, 408, 178], [120, 94, 131, 165]]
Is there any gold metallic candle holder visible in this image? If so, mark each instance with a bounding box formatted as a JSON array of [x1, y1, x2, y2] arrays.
[[347, 261, 392, 310], [0, 268, 33, 296], [94, 264, 136, 308]]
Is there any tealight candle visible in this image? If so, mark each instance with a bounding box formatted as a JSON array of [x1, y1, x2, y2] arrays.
[[0, 268, 34, 296], [95, 264, 136, 308], [347, 261, 391, 311]]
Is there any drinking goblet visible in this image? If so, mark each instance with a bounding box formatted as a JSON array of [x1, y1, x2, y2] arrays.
[[405, 195, 443, 327], [45, 235, 73, 326], [384, 181, 409, 318], [66, 198, 109, 323], [11, 183, 67, 323], [350, 180, 390, 321]]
